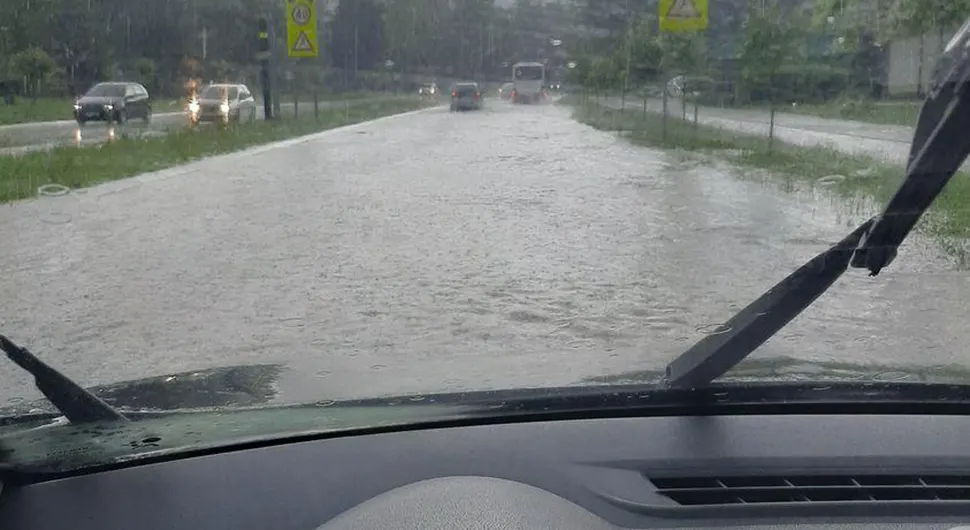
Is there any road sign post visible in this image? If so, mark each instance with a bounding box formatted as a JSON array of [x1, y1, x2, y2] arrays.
[[659, 0, 708, 32], [285, 0, 319, 59], [257, 16, 273, 121]]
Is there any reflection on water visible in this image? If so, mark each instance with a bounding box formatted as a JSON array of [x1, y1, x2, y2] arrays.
[[0, 364, 285, 417], [72, 125, 118, 147], [92, 363, 283, 410], [583, 356, 970, 385]]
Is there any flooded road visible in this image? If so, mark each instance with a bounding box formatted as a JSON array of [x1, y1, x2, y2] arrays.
[[0, 100, 968, 407]]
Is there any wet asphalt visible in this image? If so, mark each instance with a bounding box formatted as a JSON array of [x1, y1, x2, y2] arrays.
[[0, 98, 968, 406]]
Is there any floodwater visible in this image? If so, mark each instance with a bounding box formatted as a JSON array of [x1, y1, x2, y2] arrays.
[[1, 100, 968, 406]]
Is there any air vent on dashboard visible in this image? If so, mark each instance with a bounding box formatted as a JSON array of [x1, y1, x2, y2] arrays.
[[648, 475, 970, 505]]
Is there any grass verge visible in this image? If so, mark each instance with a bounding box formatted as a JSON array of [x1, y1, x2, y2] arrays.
[[569, 98, 970, 265], [760, 99, 920, 128], [0, 98, 435, 204]]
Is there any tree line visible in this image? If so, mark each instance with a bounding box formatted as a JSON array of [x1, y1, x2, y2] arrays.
[[564, 0, 970, 104], [0, 0, 576, 98], [2, 0, 967, 101]]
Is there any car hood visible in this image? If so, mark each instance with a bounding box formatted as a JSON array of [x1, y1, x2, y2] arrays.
[[197, 98, 234, 105]]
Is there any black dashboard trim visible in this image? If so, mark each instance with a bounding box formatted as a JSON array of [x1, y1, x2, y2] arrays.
[[597, 493, 970, 519], [6, 395, 970, 486], [9, 414, 970, 529]]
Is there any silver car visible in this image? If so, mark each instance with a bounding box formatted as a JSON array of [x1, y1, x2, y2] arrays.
[[189, 83, 258, 124]]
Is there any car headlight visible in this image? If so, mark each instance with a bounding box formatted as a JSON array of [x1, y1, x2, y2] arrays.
[[188, 100, 200, 113], [104, 103, 114, 111], [219, 102, 230, 114], [73, 102, 81, 110]]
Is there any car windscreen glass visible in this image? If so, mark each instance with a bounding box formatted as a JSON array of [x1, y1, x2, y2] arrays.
[[85, 85, 125, 97], [514, 66, 543, 80], [200, 86, 238, 100]]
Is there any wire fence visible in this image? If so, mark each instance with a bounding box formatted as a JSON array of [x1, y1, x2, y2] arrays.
[[571, 78, 919, 166]]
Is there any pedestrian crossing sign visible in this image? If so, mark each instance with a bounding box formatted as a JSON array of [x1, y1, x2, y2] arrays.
[[659, 0, 708, 32], [291, 31, 315, 54], [285, 0, 319, 58]]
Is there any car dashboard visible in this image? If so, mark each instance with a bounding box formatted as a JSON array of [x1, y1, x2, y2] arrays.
[[3, 413, 970, 529]]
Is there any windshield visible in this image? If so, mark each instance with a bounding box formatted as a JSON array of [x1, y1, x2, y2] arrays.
[[514, 65, 544, 80], [200, 85, 239, 100], [4, 0, 970, 469], [83, 84, 126, 98]]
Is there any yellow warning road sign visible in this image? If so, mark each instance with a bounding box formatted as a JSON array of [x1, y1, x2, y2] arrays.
[[285, 0, 318, 58], [659, 0, 708, 32]]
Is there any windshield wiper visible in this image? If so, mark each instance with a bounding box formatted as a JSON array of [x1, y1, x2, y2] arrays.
[[0, 335, 127, 423], [663, 19, 970, 389]]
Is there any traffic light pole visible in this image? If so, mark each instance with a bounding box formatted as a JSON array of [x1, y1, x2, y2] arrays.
[[257, 16, 274, 121]]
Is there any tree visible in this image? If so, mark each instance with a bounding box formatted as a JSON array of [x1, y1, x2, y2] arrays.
[[329, 0, 385, 72], [814, 0, 970, 97], [738, 0, 806, 147], [738, 0, 804, 102], [9, 47, 56, 98]]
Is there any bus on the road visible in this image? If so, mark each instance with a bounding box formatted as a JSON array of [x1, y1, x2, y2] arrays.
[[511, 62, 545, 104]]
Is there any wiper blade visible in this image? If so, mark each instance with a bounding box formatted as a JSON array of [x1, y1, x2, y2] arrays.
[[663, 19, 970, 389], [664, 219, 874, 388], [0, 334, 127, 424]]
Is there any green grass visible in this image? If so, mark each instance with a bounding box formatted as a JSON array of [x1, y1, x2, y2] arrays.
[[570, 99, 970, 265], [0, 98, 435, 204], [278, 91, 398, 103], [763, 99, 921, 128]]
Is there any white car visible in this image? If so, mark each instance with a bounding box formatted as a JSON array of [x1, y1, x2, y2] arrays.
[[189, 83, 258, 124]]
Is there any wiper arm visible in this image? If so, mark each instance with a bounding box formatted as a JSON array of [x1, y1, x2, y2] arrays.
[[663, 20, 970, 389], [664, 219, 874, 388], [0, 334, 127, 423]]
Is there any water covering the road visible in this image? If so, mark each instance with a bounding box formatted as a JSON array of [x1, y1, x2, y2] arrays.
[[1, 101, 968, 405]]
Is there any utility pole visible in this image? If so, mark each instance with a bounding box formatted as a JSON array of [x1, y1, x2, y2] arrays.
[[622, 0, 632, 109], [202, 27, 208, 60], [257, 16, 273, 120]]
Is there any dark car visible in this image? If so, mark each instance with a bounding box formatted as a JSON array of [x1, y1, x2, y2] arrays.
[[73, 82, 152, 125], [449, 82, 483, 111]]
